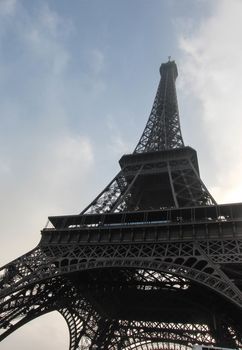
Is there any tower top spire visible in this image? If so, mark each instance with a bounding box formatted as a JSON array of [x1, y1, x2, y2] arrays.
[[134, 59, 182, 153]]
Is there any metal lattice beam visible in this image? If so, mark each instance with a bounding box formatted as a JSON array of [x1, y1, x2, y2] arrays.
[[134, 61, 184, 153]]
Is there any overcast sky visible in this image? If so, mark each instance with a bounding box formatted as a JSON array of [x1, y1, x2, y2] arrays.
[[1, 0, 242, 349]]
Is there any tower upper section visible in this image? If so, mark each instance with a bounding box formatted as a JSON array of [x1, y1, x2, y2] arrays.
[[134, 60, 184, 153]]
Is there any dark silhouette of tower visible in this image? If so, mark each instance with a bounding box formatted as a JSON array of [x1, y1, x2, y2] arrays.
[[0, 60, 242, 350]]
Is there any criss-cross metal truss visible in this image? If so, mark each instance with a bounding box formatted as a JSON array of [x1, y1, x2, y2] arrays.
[[134, 61, 184, 153], [81, 62, 215, 215], [1, 60, 242, 349], [81, 148, 216, 214]]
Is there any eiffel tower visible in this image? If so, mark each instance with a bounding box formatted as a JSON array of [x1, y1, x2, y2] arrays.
[[0, 60, 242, 350]]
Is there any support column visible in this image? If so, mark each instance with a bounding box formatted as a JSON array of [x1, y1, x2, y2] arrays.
[[211, 313, 237, 349]]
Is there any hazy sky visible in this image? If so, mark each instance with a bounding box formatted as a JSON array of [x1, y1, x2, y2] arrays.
[[1, 0, 242, 349]]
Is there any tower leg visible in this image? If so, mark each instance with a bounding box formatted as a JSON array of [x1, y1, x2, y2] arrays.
[[211, 313, 238, 349], [60, 308, 85, 350], [59, 299, 100, 350], [90, 318, 117, 349]]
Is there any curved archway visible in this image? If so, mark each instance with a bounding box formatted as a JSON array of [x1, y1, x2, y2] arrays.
[[123, 341, 192, 350], [1, 259, 241, 349], [56, 256, 242, 309]]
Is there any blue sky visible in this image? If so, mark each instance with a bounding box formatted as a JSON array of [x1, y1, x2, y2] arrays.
[[1, 0, 242, 349]]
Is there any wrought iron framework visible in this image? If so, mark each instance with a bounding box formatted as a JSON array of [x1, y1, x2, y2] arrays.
[[0, 60, 242, 349], [134, 62, 184, 153]]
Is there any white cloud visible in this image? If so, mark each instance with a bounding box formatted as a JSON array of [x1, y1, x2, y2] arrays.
[[0, 158, 11, 174], [22, 3, 71, 75], [0, 1, 105, 262], [0, 3, 95, 349], [178, 0, 242, 203], [39, 134, 94, 209], [106, 114, 132, 155], [0, 0, 16, 17], [0, 133, 94, 262], [89, 48, 105, 75]]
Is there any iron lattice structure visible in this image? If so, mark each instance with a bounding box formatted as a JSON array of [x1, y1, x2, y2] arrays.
[[0, 60, 242, 350]]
